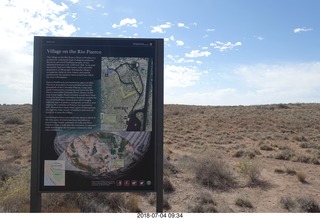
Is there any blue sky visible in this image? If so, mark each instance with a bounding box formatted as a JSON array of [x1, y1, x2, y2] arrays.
[[0, 0, 320, 105]]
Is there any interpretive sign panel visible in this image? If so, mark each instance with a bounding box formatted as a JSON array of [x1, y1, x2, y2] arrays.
[[32, 37, 163, 192]]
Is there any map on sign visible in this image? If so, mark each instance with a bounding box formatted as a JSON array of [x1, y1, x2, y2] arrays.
[[101, 57, 153, 131], [44, 160, 65, 186]]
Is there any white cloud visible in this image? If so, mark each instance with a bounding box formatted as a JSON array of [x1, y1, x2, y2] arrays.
[[69, 0, 79, 3], [235, 62, 320, 104], [185, 50, 211, 58], [210, 41, 242, 51], [0, 0, 77, 104], [151, 22, 172, 33], [178, 22, 189, 28], [112, 18, 138, 28], [176, 40, 184, 46], [206, 28, 215, 32], [86, 5, 94, 10], [166, 62, 320, 106], [164, 65, 201, 88], [294, 27, 313, 33], [167, 55, 196, 64]]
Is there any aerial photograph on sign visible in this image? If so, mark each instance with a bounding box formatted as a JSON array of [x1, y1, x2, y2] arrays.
[[53, 131, 152, 180], [100, 57, 153, 131]]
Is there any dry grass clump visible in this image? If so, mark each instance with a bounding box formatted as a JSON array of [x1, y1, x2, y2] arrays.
[[280, 196, 320, 212], [273, 166, 297, 175], [147, 193, 171, 210], [275, 149, 295, 161], [293, 155, 320, 165], [235, 197, 254, 208], [188, 192, 218, 213], [233, 150, 256, 159], [194, 154, 236, 190], [163, 176, 175, 193], [42, 192, 142, 213], [296, 172, 307, 183], [0, 167, 30, 212], [3, 116, 24, 125], [238, 159, 262, 185]]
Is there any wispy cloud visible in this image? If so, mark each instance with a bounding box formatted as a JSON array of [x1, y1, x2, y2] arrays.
[[235, 62, 320, 104], [185, 50, 211, 58], [112, 18, 138, 28], [206, 28, 215, 32], [167, 55, 196, 64], [210, 41, 242, 51], [0, 0, 77, 103], [86, 5, 94, 10], [294, 27, 313, 33], [151, 22, 172, 33], [164, 65, 201, 88], [69, 0, 79, 3]]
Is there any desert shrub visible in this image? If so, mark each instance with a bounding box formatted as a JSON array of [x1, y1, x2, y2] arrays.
[[274, 166, 285, 174], [188, 192, 217, 213], [300, 143, 320, 150], [275, 149, 295, 160], [278, 104, 289, 109], [296, 197, 320, 212], [238, 159, 262, 185], [163, 159, 178, 176], [260, 145, 274, 151], [296, 172, 307, 183], [235, 198, 253, 208], [293, 155, 320, 165], [280, 196, 320, 212], [6, 144, 23, 159], [0, 162, 20, 186], [280, 196, 296, 211], [42, 193, 80, 213], [233, 150, 255, 159], [0, 167, 30, 212], [163, 177, 175, 193], [194, 155, 236, 190], [3, 116, 24, 125], [285, 167, 297, 175], [147, 193, 171, 210], [58, 192, 130, 212], [163, 195, 171, 210], [294, 136, 308, 142], [274, 166, 297, 175], [125, 194, 142, 212]]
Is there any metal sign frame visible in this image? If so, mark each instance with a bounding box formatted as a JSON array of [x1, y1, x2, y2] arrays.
[[31, 36, 163, 212]]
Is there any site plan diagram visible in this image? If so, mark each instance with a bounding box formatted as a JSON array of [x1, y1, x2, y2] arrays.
[[101, 57, 153, 131]]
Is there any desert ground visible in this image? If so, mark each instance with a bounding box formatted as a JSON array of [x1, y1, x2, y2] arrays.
[[1, 103, 320, 212]]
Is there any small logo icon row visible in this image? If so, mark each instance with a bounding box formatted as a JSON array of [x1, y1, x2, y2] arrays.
[[116, 180, 146, 186]]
